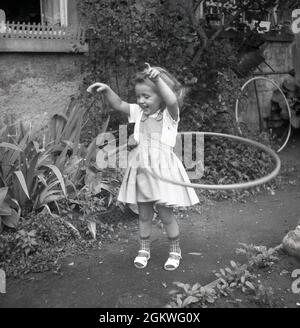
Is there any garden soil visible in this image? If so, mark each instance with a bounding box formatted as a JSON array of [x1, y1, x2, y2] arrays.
[[1, 131, 300, 308]]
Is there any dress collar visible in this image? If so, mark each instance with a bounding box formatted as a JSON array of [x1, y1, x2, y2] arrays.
[[141, 109, 163, 122]]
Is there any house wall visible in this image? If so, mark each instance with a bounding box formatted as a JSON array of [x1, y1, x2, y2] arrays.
[[240, 39, 294, 129], [0, 53, 86, 132]]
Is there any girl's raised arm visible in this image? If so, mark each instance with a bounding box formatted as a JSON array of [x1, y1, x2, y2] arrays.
[[148, 69, 179, 121], [87, 82, 130, 116]]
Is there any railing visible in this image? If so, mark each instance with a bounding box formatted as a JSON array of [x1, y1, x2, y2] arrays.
[[0, 21, 86, 44]]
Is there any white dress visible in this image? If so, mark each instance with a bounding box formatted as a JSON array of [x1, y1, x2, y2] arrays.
[[117, 105, 199, 206]]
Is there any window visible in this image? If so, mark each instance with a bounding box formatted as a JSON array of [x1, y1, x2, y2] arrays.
[[41, 0, 68, 26], [0, 0, 87, 53], [1, 0, 68, 26], [2, 0, 41, 24]]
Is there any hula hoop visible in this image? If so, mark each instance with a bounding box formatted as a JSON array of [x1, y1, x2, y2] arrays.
[[235, 76, 292, 153], [147, 132, 281, 190]]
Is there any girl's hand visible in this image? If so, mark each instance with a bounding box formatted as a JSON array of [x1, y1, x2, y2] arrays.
[[147, 67, 161, 82], [87, 82, 108, 93]]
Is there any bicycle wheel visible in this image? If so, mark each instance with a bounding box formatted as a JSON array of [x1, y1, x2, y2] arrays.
[[235, 76, 292, 152]]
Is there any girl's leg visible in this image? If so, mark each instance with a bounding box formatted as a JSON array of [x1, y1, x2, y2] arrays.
[[156, 205, 181, 271], [138, 201, 155, 240], [156, 205, 179, 239], [134, 202, 154, 269]]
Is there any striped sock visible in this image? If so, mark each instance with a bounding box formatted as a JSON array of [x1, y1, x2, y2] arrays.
[[169, 235, 181, 254], [140, 236, 150, 252]]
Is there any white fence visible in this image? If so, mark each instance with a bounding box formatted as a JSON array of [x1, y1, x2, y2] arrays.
[[0, 21, 86, 44]]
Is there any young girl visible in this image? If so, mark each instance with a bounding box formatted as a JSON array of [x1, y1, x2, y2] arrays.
[[87, 65, 199, 271]]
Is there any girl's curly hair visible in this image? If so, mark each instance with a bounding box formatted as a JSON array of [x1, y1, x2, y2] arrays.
[[134, 66, 186, 107]]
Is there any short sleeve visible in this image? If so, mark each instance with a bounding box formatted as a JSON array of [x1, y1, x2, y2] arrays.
[[128, 104, 142, 123]]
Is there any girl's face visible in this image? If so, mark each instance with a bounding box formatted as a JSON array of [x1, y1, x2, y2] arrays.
[[135, 82, 162, 116]]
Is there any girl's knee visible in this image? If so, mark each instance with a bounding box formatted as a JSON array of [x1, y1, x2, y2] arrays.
[[139, 214, 153, 223], [138, 202, 154, 222], [161, 215, 176, 225], [157, 205, 174, 223]]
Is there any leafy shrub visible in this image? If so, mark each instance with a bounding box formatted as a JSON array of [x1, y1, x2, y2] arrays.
[[0, 95, 116, 231], [0, 118, 66, 218], [0, 186, 20, 232], [236, 243, 281, 269], [15, 229, 38, 256], [78, 0, 287, 137], [216, 260, 257, 295], [78, 0, 244, 137], [166, 282, 217, 308]]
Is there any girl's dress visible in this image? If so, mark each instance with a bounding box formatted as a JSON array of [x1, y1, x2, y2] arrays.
[[117, 104, 199, 207]]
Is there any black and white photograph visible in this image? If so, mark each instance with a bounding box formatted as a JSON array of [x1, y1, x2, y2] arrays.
[[0, 0, 300, 315]]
